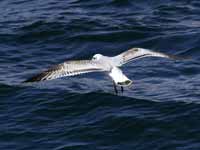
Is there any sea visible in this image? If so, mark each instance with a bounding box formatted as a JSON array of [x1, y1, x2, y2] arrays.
[[1, 0, 200, 149]]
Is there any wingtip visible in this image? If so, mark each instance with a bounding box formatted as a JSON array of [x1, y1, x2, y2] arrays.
[[141, 48, 191, 61], [22, 77, 41, 83], [22, 73, 47, 83], [168, 54, 191, 61]]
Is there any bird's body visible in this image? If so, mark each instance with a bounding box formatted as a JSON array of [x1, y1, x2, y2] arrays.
[[24, 48, 184, 93]]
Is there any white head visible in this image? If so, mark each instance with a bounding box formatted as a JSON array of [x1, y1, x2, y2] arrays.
[[92, 54, 103, 61]]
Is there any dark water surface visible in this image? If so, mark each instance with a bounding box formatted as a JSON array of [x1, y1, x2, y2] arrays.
[[1, 0, 200, 149]]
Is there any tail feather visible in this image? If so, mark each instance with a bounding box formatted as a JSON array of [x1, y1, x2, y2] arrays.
[[117, 80, 132, 86], [109, 67, 132, 87]]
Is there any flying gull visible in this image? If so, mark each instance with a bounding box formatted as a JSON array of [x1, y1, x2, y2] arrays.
[[24, 48, 183, 93]]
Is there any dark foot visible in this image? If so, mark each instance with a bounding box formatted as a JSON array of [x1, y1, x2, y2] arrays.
[[121, 86, 124, 93], [113, 81, 118, 94]]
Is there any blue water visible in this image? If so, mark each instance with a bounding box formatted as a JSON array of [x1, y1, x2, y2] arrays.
[[1, 0, 200, 149]]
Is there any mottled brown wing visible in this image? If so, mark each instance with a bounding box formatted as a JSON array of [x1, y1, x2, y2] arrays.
[[23, 60, 104, 82], [114, 48, 186, 66]]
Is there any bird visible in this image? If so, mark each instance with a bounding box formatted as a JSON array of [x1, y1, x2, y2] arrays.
[[23, 48, 184, 93]]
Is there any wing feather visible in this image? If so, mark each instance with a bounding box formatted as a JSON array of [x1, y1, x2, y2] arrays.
[[24, 60, 104, 82], [114, 48, 185, 66]]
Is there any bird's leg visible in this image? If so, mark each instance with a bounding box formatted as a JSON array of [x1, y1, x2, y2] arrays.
[[121, 86, 124, 93], [113, 81, 118, 94]]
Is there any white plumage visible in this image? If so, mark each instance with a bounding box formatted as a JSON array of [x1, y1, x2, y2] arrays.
[[24, 48, 183, 93]]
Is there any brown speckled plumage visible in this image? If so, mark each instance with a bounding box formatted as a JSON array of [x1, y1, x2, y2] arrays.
[[24, 60, 103, 82]]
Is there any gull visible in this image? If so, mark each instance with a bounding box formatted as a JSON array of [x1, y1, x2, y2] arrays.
[[24, 48, 183, 93]]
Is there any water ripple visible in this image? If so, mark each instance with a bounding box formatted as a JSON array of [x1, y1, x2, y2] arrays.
[[1, 0, 200, 149]]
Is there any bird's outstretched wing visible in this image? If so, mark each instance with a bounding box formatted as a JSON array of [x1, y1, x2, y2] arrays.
[[114, 48, 185, 66], [23, 60, 104, 82]]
